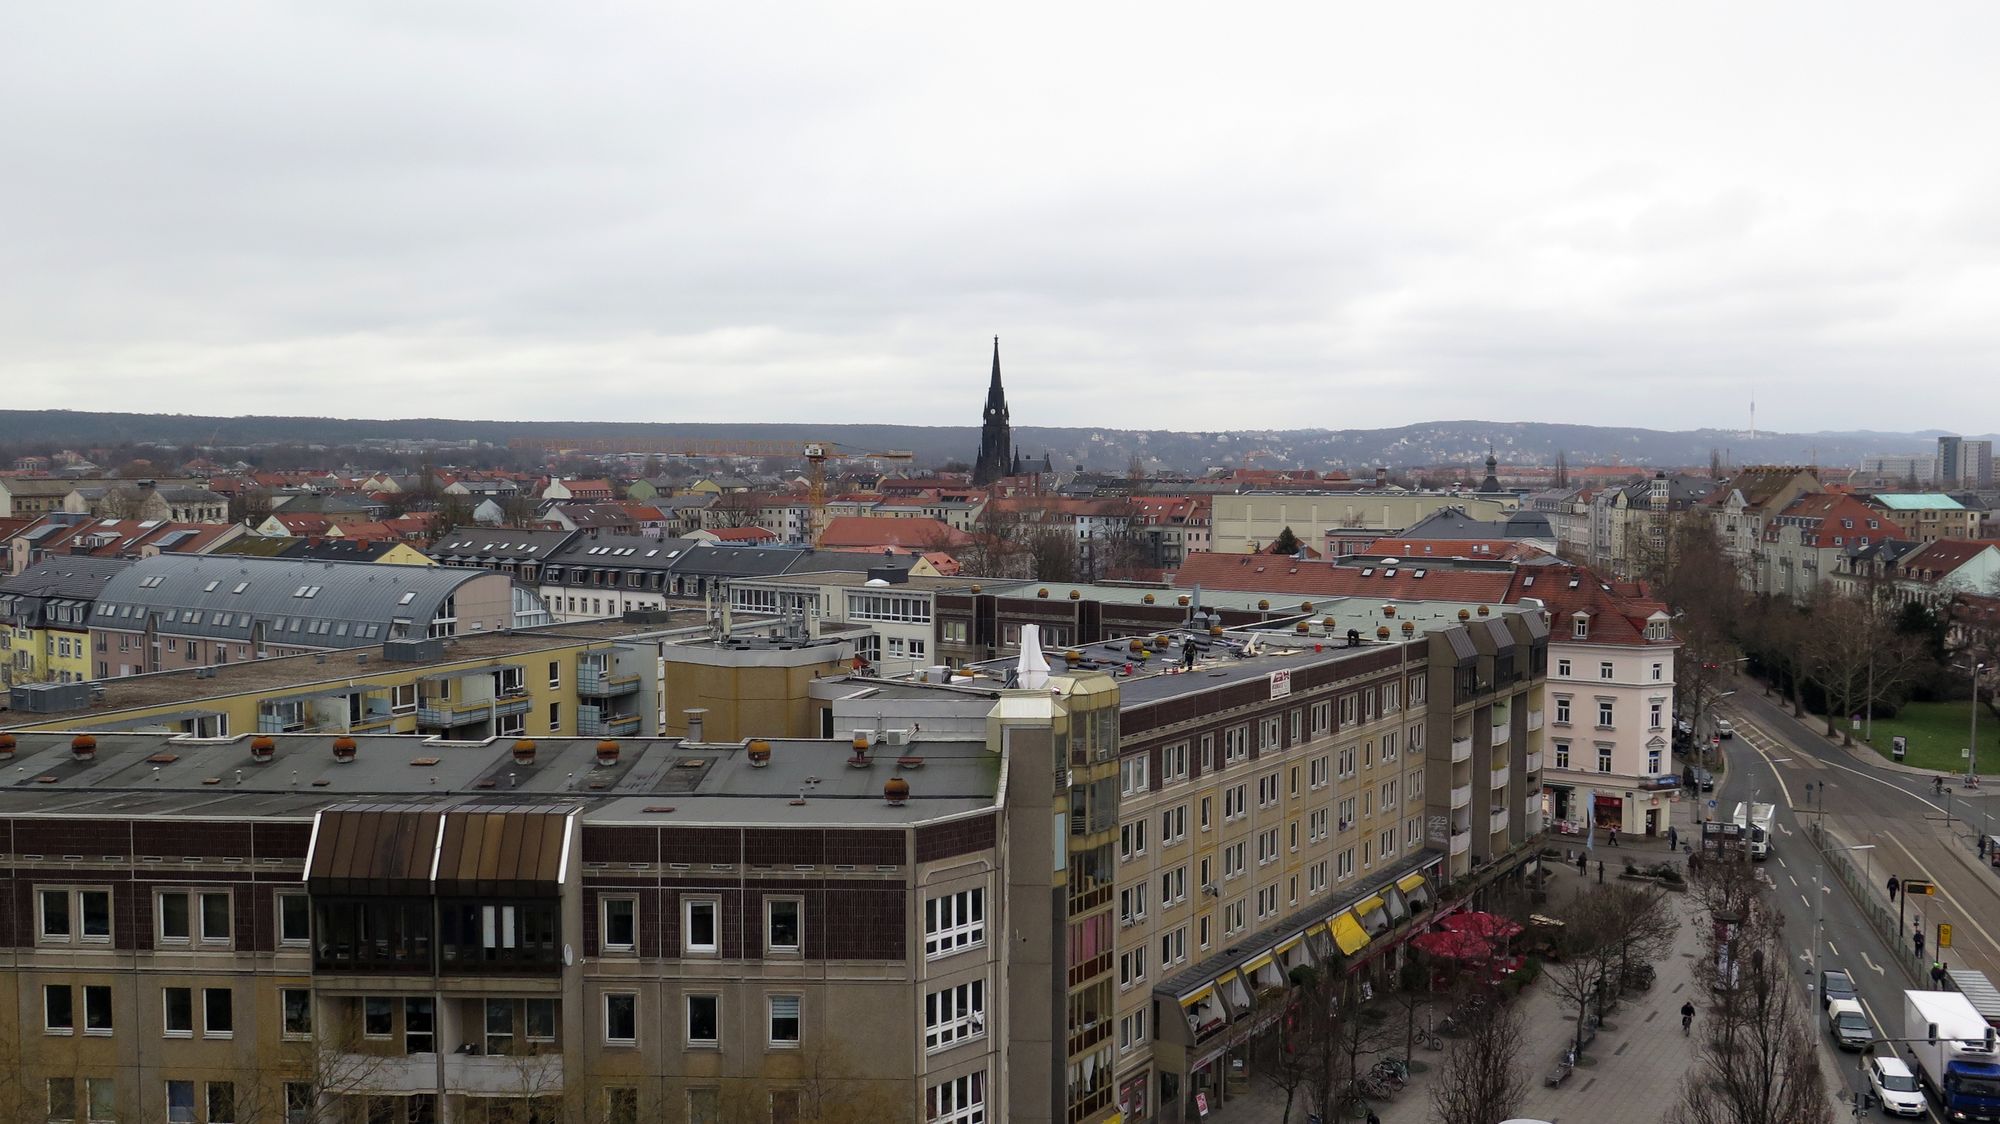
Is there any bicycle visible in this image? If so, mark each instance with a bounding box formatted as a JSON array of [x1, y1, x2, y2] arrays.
[[1411, 1023, 1443, 1050]]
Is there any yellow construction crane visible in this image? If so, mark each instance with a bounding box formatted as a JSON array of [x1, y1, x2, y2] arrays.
[[508, 437, 915, 533]]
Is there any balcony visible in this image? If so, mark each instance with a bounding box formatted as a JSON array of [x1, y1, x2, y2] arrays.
[[1452, 737, 1473, 764], [325, 1051, 562, 1096], [1490, 721, 1510, 746], [576, 668, 640, 698], [1449, 830, 1471, 856], [578, 712, 642, 738], [1524, 793, 1541, 819], [1488, 808, 1510, 834], [1527, 709, 1545, 732], [1524, 751, 1541, 774], [418, 693, 531, 728], [1490, 764, 1510, 789], [1450, 784, 1472, 809]]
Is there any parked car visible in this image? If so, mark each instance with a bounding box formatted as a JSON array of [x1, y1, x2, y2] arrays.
[[1715, 718, 1735, 739], [1865, 1053, 1927, 1117], [1827, 998, 1874, 1050], [1820, 969, 1857, 1010], [1695, 768, 1715, 792], [1676, 717, 1695, 736]]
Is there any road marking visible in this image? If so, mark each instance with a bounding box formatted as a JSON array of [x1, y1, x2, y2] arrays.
[[1829, 940, 1839, 957], [1802, 893, 1812, 909], [1788, 873, 1799, 887], [1862, 950, 1883, 974]]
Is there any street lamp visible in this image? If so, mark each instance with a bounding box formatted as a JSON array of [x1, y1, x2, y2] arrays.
[[1815, 841, 1876, 981]]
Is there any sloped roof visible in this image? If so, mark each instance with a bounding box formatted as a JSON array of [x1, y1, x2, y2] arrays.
[[0, 554, 133, 600], [1508, 563, 1670, 647], [818, 516, 972, 549], [1872, 493, 1968, 511], [1171, 551, 1515, 602]]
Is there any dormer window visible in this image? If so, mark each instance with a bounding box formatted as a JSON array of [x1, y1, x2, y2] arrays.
[[1571, 611, 1590, 640]]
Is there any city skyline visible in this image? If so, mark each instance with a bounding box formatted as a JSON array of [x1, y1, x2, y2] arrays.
[[6, 3, 1999, 431]]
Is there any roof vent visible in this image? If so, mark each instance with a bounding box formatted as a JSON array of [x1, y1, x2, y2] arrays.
[[0, 733, 15, 761], [250, 736, 276, 764], [512, 739, 537, 766], [884, 776, 910, 806], [332, 736, 357, 763], [70, 734, 97, 763], [596, 740, 620, 766], [748, 739, 773, 767]]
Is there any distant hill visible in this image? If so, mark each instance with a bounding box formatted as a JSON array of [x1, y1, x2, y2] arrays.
[[0, 409, 1981, 474]]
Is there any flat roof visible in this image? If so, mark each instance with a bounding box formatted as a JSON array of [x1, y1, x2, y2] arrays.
[[745, 570, 1009, 593], [2, 616, 704, 726], [0, 731, 1001, 827]]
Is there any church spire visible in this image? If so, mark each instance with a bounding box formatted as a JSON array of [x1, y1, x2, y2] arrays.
[[972, 337, 1015, 485]]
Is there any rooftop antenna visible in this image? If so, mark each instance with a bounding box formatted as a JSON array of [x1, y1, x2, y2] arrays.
[[1749, 391, 1757, 440]]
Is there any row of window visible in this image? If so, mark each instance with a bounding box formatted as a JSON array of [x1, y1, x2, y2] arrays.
[[1128, 721, 1423, 799], [1555, 656, 1668, 681], [598, 895, 801, 957], [41, 984, 238, 1039], [1550, 741, 1667, 775]]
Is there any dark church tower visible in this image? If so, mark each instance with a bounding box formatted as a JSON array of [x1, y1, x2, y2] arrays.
[[973, 337, 1013, 484], [1480, 445, 1500, 492]]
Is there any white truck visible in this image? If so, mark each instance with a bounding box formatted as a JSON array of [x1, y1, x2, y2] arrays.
[[1732, 801, 1775, 860], [1904, 989, 2000, 1122]]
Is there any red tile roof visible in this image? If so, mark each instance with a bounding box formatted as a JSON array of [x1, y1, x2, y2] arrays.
[[706, 526, 779, 542], [1507, 564, 1670, 647], [818, 516, 973, 550], [1897, 540, 2000, 582]]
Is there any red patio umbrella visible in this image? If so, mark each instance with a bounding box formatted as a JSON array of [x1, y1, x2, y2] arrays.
[[1409, 928, 1495, 961], [1439, 911, 1525, 941]]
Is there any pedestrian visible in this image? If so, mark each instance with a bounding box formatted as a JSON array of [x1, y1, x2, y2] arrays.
[[1667, 825, 1678, 851], [1366, 1111, 1380, 1124], [1934, 961, 1948, 989], [1609, 827, 1620, 847], [1983, 836, 1990, 861], [1578, 852, 1588, 876], [1598, 860, 1606, 884], [1916, 928, 1926, 958], [1889, 876, 1900, 902]]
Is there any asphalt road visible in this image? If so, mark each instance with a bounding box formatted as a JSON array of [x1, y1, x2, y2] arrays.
[[1711, 680, 2000, 1119]]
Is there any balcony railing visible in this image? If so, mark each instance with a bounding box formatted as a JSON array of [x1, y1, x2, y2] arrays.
[[1450, 784, 1472, 809], [1449, 830, 1472, 856], [417, 693, 531, 728], [578, 712, 642, 738], [1527, 709, 1545, 731], [1490, 722, 1510, 746], [577, 668, 641, 697], [1524, 751, 1542, 774], [1490, 764, 1511, 789], [1452, 737, 1473, 763], [1489, 808, 1510, 834], [332, 1052, 566, 1097]]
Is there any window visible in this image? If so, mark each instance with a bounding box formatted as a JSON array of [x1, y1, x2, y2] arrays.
[[285, 1085, 313, 1124], [1199, 914, 1212, 948], [1310, 755, 1329, 788], [1259, 716, 1281, 750], [1652, 661, 1664, 681], [279, 893, 310, 945], [163, 988, 193, 1037], [1119, 948, 1147, 987], [1120, 755, 1149, 796], [1160, 925, 1187, 967], [768, 995, 801, 1046], [1257, 773, 1279, 808], [84, 985, 112, 1034], [1598, 701, 1615, 728], [1119, 884, 1147, 923], [1161, 804, 1187, 844], [1555, 697, 1571, 725], [927, 1072, 987, 1124], [50, 1078, 76, 1123], [1199, 733, 1215, 773], [1119, 818, 1146, 860], [925, 888, 985, 958], [203, 987, 233, 1038], [1648, 748, 1663, 773], [1224, 784, 1246, 820], [1309, 808, 1328, 842], [1199, 796, 1212, 831], [364, 996, 393, 1038], [687, 994, 719, 1046], [167, 1082, 195, 1124], [1650, 701, 1664, 730], [1162, 742, 1189, 783], [1161, 866, 1187, 905], [207, 1083, 235, 1124], [1554, 741, 1571, 769], [603, 993, 637, 1045], [525, 997, 556, 1043], [44, 984, 73, 1034], [1258, 828, 1278, 865], [767, 898, 802, 954], [925, 979, 986, 1051], [601, 896, 637, 953], [1120, 1007, 1150, 1054], [405, 998, 435, 1054], [606, 1088, 639, 1124], [200, 892, 232, 943], [547, 660, 560, 687], [39, 887, 111, 945], [391, 683, 418, 713], [86, 1079, 113, 1124], [282, 989, 312, 1038], [683, 899, 718, 955], [1598, 746, 1613, 774]]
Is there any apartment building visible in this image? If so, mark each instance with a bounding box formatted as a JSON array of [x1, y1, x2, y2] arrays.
[[6, 514, 244, 578], [1208, 492, 1517, 555], [1939, 436, 1995, 488], [87, 556, 546, 679], [0, 478, 204, 519], [726, 570, 1000, 681], [4, 618, 698, 742], [0, 725, 1038, 1124], [1864, 493, 1982, 543], [1754, 493, 1892, 603], [0, 556, 131, 687]]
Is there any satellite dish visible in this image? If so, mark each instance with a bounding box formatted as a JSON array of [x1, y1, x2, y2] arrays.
[[562, 944, 574, 967]]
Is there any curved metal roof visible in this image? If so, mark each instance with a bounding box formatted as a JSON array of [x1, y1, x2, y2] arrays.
[[89, 554, 501, 646]]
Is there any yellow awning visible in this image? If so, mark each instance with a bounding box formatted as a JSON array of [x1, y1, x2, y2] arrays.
[[1274, 934, 1305, 955], [1242, 953, 1276, 974], [1179, 986, 1215, 1009], [1306, 921, 1331, 937], [1332, 912, 1371, 955], [1354, 894, 1387, 916], [1397, 872, 1427, 893]]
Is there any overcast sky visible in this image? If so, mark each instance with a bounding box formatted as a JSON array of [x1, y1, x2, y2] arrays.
[[5, 3, 1998, 433]]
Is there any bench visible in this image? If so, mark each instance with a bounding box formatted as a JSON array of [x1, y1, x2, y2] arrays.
[[1545, 1057, 1575, 1087]]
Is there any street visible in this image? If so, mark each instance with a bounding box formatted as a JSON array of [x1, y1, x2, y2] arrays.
[[1716, 679, 2000, 1119]]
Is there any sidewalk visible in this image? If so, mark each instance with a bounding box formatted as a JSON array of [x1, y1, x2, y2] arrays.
[[1196, 855, 1713, 1123]]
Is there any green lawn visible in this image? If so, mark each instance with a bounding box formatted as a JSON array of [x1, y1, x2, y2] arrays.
[[1854, 700, 1996, 774]]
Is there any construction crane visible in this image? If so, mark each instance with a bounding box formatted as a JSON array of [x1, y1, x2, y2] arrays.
[[507, 437, 916, 534]]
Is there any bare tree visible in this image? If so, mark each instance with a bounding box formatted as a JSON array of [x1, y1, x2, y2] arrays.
[[1806, 585, 1930, 744], [1539, 889, 1618, 1061], [1597, 881, 1681, 996], [1430, 997, 1528, 1124], [1674, 886, 1834, 1124]]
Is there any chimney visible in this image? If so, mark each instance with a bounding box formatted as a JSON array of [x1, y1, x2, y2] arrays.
[[1375, 465, 1388, 487], [1017, 624, 1051, 690], [684, 708, 707, 743]]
